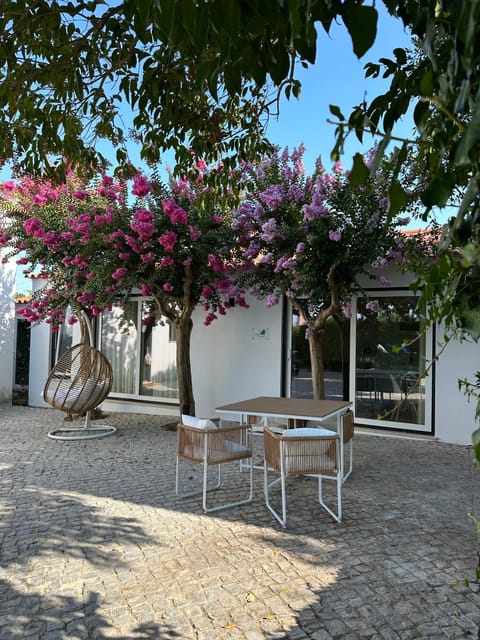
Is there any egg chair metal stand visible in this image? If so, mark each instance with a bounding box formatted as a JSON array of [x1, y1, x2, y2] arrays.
[[44, 313, 116, 441]]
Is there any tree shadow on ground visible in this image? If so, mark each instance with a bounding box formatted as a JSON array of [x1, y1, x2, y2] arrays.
[[0, 483, 177, 638], [0, 584, 181, 639]]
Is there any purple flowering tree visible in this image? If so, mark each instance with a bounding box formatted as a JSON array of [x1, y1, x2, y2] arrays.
[[232, 145, 418, 399], [1, 168, 245, 416]]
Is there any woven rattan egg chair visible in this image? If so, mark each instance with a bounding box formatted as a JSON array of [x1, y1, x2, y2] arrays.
[[44, 314, 116, 441]]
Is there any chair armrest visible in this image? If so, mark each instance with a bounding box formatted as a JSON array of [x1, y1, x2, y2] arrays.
[[342, 410, 355, 443], [264, 428, 282, 471]]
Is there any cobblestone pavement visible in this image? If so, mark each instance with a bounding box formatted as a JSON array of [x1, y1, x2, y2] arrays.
[[0, 405, 479, 640]]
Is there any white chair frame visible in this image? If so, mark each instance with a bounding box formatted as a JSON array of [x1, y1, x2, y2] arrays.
[[176, 423, 253, 513], [263, 428, 342, 528]]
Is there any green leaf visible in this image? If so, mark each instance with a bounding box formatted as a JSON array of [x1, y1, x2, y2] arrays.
[[419, 68, 434, 96], [368, 130, 392, 174], [364, 62, 380, 78], [292, 80, 301, 99], [453, 103, 480, 166], [181, 0, 207, 48], [473, 426, 480, 464], [224, 63, 242, 95], [270, 42, 290, 84], [459, 307, 480, 340], [348, 153, 369, 187], [132, 1, 152, 44], [421, 171, 457, 208], [158, 1, 177, 42], [329, 104, 345, 121], [413, 100, 430, 131], [387, 179, 407, 221], [452, 176, 479, 231], [393, 48, 407, 65], [342, 3, 378, 58]]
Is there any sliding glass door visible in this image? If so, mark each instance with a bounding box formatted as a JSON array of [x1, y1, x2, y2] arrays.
[[100, 299, 178, 403], [351, 293, 432, 433]]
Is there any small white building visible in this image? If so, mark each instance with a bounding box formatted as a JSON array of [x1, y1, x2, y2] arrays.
[[25, 268, 479, 447]]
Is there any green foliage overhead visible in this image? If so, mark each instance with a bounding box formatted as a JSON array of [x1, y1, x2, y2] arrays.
[[0, 0, 273, 177], [2, 0, 480, 451]]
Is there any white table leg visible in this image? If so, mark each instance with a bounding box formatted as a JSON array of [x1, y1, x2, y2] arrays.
[[337, 412, 345, 482]]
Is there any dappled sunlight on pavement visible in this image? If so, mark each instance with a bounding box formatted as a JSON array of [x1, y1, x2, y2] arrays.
[[0, 405, 478, 639]]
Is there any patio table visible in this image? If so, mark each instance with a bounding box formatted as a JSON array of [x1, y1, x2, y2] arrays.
[[216, 396, 353, 481]]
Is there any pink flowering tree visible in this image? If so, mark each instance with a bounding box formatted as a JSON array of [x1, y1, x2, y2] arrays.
[[0, 172, 125, 343], [102, 170, 247, 415], [232, 145, 419, 399], [0, 168, 244, 416]]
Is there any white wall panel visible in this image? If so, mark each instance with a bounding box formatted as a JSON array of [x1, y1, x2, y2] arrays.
[[0, 251, 15, 403]]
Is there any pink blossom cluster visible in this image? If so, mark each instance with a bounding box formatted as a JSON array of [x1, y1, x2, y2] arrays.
[[202, 278, 249, 325], [162, 199, 188, 224], [97, 175, 124, 203], [259, 185, 285, 210], [207, 254, 226, 273], [302, 187, 330, 222], [158, 230, 178, 253], [230, 143, 409, 316], [1, 166, 247, 332], [132, 173, 151, 197], [130, 209, 155, 240]]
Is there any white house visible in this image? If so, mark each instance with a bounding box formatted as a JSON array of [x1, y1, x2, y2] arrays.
[[0, 251, 16, 404], [25, 268, 479, 447]]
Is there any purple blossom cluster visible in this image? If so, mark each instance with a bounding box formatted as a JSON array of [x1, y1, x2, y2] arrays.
[[259, 185, 285, 210]]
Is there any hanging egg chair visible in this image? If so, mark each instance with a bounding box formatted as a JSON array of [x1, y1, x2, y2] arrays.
[[44, 314, 116, 440]]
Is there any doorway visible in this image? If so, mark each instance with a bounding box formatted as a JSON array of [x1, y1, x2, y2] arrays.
[[290, 310, 349, 401], [350, 293, 432, 433], [13, 318, 30, 405]]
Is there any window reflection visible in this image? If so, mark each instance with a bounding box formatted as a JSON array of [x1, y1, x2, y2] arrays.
[[100, 300, 178, 401], [355, 296, 426, 426], [140, 304, 177, 398]]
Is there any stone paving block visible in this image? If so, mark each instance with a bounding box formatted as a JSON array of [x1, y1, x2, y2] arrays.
[[0, 406, 479, 639]]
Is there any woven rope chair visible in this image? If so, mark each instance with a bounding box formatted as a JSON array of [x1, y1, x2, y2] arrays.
[[176, 422, 253, 513], [44, 314, 116, 441], [263, 427, 342, 527]]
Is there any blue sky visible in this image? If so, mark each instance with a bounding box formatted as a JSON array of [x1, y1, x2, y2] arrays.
[[265, 6, 415, 172], [13, 7, 426, 294]]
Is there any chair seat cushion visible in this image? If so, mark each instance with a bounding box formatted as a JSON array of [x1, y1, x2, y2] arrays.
[[183, 439, 250, 462], [284, 427, 336, 437], [44, 378, 108, 413], [181, 414, 218, 430]]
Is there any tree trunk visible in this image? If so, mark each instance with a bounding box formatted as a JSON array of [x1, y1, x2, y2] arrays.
[[295, 262, 342, 401], [175, 315, 195, 416], [308, 328, 327, 400]]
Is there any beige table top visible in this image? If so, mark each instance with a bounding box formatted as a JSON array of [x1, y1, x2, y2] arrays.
[[216, 396, 352, 421]]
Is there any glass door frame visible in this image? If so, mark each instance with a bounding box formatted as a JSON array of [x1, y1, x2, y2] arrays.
[[99, 296, 179, 404], [349, 290, 434, 434]]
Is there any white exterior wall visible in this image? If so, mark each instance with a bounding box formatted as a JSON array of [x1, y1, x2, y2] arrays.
[[28, 279, 51, 408], [191, 296, 284, 418], [0, 251, 16, 403], [25, 267, 478, 445], [434, 327, 479, 446], [357, 266, 413, 290]]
